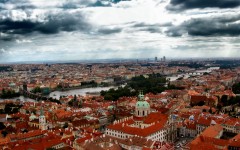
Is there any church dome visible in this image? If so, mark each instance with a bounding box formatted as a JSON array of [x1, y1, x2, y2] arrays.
[[136, 101, 150, 109], [135, 91, 151, 117]]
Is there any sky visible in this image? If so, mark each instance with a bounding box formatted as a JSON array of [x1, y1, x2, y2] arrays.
[[0, 0, 240, 62]]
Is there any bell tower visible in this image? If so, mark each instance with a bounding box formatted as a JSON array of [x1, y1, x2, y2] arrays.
[[39, 107, 47, 130]]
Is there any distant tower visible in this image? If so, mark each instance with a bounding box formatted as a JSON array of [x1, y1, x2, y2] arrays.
[[155, 57, 158, 62], [135, 91, 150, 117], [163, 56, 166, 62], [39, 107, 47, 130]]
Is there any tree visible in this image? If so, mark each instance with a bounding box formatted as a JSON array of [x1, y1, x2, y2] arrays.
[[104, 94, 114, 101], [63, 122, 68, 128], [1, 89, 20, 98], [32, 86, 41, 94], [221, 95, 228, 106], [1, 131, 8, 137], [68, 100, 73, 106], [0, 122, 6, 130], [232, 82, 240, 94]]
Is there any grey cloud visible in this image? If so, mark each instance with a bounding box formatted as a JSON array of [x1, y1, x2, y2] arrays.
[[37, 13, 91, 34], [165, 27, 183, 37], [61, 0, 131, 9], [167, 0, 240, 11], [0, 12, 91, 41], [97, 27, 122, 34], [61, 0, 109, 9], [0, 11, 125, 41], [0, 0, 35, 10], [166, 14, 240, 37], [141, 27, 161, 33], [0, 32, 21, 41], [133, 22, 172, 28], [0, 0, 131, 11], [132, 22, 172, 33]]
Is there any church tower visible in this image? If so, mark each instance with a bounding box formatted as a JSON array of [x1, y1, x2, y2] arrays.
[[39, 107, 47, 130], [135, 91, 150, 117]]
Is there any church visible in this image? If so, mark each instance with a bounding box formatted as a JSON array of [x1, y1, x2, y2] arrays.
[[105, 92, 173, 142]]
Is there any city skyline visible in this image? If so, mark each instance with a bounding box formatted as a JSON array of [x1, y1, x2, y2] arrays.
[[1, 0, 240, 62]]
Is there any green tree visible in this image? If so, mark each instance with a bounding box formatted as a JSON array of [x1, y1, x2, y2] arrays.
[[1, 131, 8, 137], [104, 94, 114, 101], [221, 95, 228, 106], [0, 122, 6, 130], [32, 86, 42, 94], [63, 122, 68, 128], [232, 82, 240, 94]]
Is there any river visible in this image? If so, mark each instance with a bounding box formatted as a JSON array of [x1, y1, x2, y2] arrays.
[[0, 86, 115, 102], [0, 96, 36, 102], [48, 86, 115, 99]]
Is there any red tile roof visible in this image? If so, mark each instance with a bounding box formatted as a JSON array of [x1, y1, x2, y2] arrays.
[[108, 113, 168, 137]]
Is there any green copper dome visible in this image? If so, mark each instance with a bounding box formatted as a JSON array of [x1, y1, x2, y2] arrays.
[[136, 101, 150, 109]]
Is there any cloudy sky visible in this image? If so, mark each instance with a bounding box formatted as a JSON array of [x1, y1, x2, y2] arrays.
[[0, 0, 240, 62]]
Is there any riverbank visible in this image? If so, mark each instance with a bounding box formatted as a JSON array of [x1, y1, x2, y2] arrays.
[[0, 96, 36, 102], [0, 86, 117, 102], [52, 84, 114, 92], [49, 86, 116, 99]]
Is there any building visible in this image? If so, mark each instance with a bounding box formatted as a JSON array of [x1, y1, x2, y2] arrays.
[[105, 92, 174, 146], [135, 91, 150, 117], [39, 107, 47, 130], [190, 124, 240, 150], [163, 56, 166, 62]]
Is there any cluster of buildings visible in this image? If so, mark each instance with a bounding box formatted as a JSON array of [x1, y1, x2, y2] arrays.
[[0, 63, 240, 149], [0, 63, 179, 94]]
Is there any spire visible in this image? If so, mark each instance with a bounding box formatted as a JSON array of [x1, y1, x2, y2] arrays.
[[138, 91, 144, 101]]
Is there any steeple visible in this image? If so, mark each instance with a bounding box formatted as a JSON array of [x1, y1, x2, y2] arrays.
[[39, 106, 47, 130], [138, 91, 145, 101], [135, 91, 150, 117]]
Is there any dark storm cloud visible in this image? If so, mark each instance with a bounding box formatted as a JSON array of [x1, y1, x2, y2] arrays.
[[0, 12, 91, 40], [37, 13, 91, 34], [0, 12, 125, 41], [166, 14, 240, 37], [167, 0, 240, 11]]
